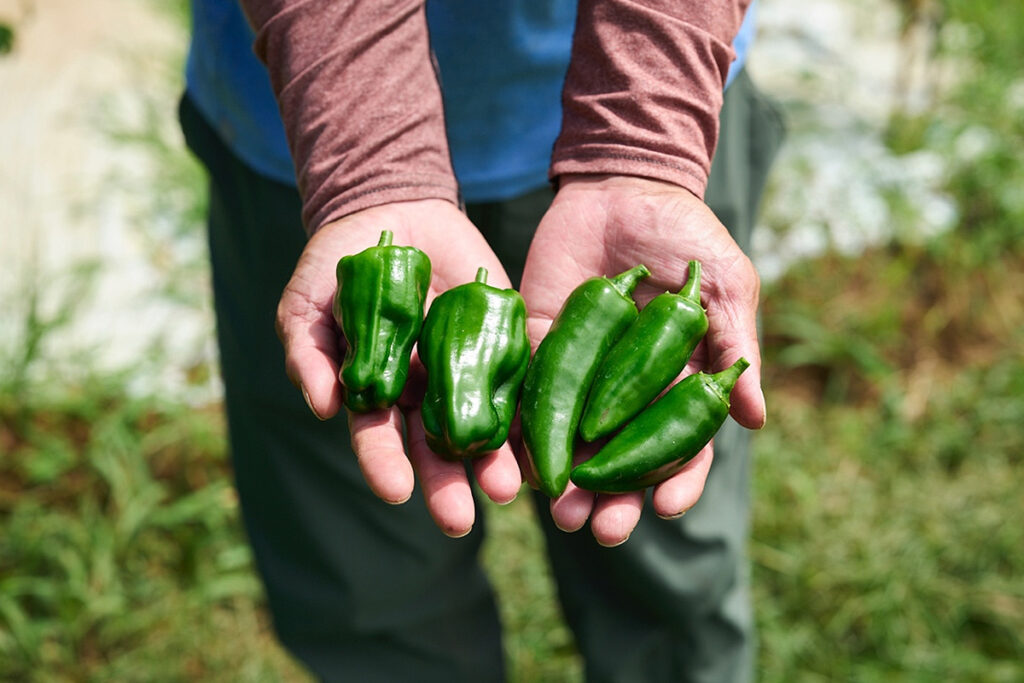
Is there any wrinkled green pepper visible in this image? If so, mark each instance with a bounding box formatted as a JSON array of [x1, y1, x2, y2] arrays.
[[570, 357, 749, 493], [333, 230, 431, 413], [419, 268, 530, 459], [580, 260, 709, 441], [520, 264, 651, 498]]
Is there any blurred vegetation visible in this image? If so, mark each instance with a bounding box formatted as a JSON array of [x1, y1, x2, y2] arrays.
[[2, 0, 1022, 680], [0, 374, 308, 680], [752, 0, 1024, 680], [0, 22, 14, 55]]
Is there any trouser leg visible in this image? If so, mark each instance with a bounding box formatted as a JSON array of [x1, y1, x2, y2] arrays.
[[179, 96, 505, 683], [466, 187, 554, 289]]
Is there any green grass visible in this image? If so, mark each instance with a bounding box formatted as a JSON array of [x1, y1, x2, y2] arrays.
[[481, 497, 583, 682], [754, 252, 1024, 682], [3, 0, 1023, 680], [0, 379, 310, 681]]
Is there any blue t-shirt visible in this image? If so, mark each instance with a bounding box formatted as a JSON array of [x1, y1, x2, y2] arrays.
[[185, 0, 757, 201]]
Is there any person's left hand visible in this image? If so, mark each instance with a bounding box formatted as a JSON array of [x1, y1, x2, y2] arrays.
[[518, 174, 766, 547]]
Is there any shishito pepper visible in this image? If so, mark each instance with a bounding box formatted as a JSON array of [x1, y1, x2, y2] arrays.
[[570, 357, 749, 493], [333, 230, 431, 413], [520, 264, 651, 498], [579, 260, 709, 441], [419, 267, 530, 459]]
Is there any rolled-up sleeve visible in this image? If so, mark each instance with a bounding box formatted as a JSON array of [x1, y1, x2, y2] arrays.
[[240, 0, 459, 234], [551, 0, 750, 199]]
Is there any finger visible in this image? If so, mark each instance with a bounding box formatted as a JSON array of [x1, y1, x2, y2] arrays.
[[651, 442, 714, 519], [291, 345, 344, 420], [721, 346, 765, 430], [405, 408, 477, 538], [277, 293, 344, 420], [589, 490, 645, 547], [704, 308, 765, 430], [472, 443, 523, 505], [348, 407, 415, 504], [506, 417, 541, 491], [547, 436, 606, 531], [549, 480, 595, 533]]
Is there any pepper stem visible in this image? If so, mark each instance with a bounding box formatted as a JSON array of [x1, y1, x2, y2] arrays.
[[475, 267, 489, 284], [609, 264, 651, 298], [678, 260, 702, 303], [710, 357, 751, 397], [377, 230, 394, 247]]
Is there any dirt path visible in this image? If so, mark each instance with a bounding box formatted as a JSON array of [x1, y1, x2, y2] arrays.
[[1, 0, 217, 399]]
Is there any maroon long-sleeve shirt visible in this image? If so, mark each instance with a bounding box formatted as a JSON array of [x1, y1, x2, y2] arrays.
[[241, 0, 749, 234]]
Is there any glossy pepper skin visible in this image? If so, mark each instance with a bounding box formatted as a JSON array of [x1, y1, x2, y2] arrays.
[[419, 268, 530, 460], [580, 260, 709, 441], [520, 264, 651, 498], [333, 230, 431, 413], [570, 357, 749, 493]]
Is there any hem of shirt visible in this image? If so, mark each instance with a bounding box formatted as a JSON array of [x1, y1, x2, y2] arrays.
[[184, 85, 298, 188], [457, 167, 553, 204], [233, 148, 298, 188]]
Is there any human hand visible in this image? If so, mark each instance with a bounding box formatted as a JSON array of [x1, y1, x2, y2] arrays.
[[276, 199, 523, 537], [518, 175, 765, 546]]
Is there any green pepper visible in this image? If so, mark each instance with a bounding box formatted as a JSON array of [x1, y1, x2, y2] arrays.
[[520, 264, 651, 498], [579, 260, 709, 442], [570, 357, 749, 493], [333, 230, 431, 413], [419, 267, 530, 459]]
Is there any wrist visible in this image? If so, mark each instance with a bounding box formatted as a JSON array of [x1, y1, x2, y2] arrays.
[[555, 174, 700, 201]]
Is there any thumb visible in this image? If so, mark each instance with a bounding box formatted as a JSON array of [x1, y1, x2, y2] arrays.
[[276, 277, 345, 420], [704, 304, 766, 430]]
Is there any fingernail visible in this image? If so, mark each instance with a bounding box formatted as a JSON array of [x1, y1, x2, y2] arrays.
[[302, 384, 325, 421], [658, 509, 687, 521], [757, 387, 767, 429], [554, 518, 586, 533], [597, 534, 630, 548], [445, 525, 473, 539]]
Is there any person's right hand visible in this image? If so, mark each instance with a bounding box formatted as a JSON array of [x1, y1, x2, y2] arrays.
[[276, 198, 523, 537]]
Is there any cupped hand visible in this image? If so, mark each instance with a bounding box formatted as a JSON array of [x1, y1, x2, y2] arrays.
[[518, 175, 765, 547], [276, 198, 523, 537]]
